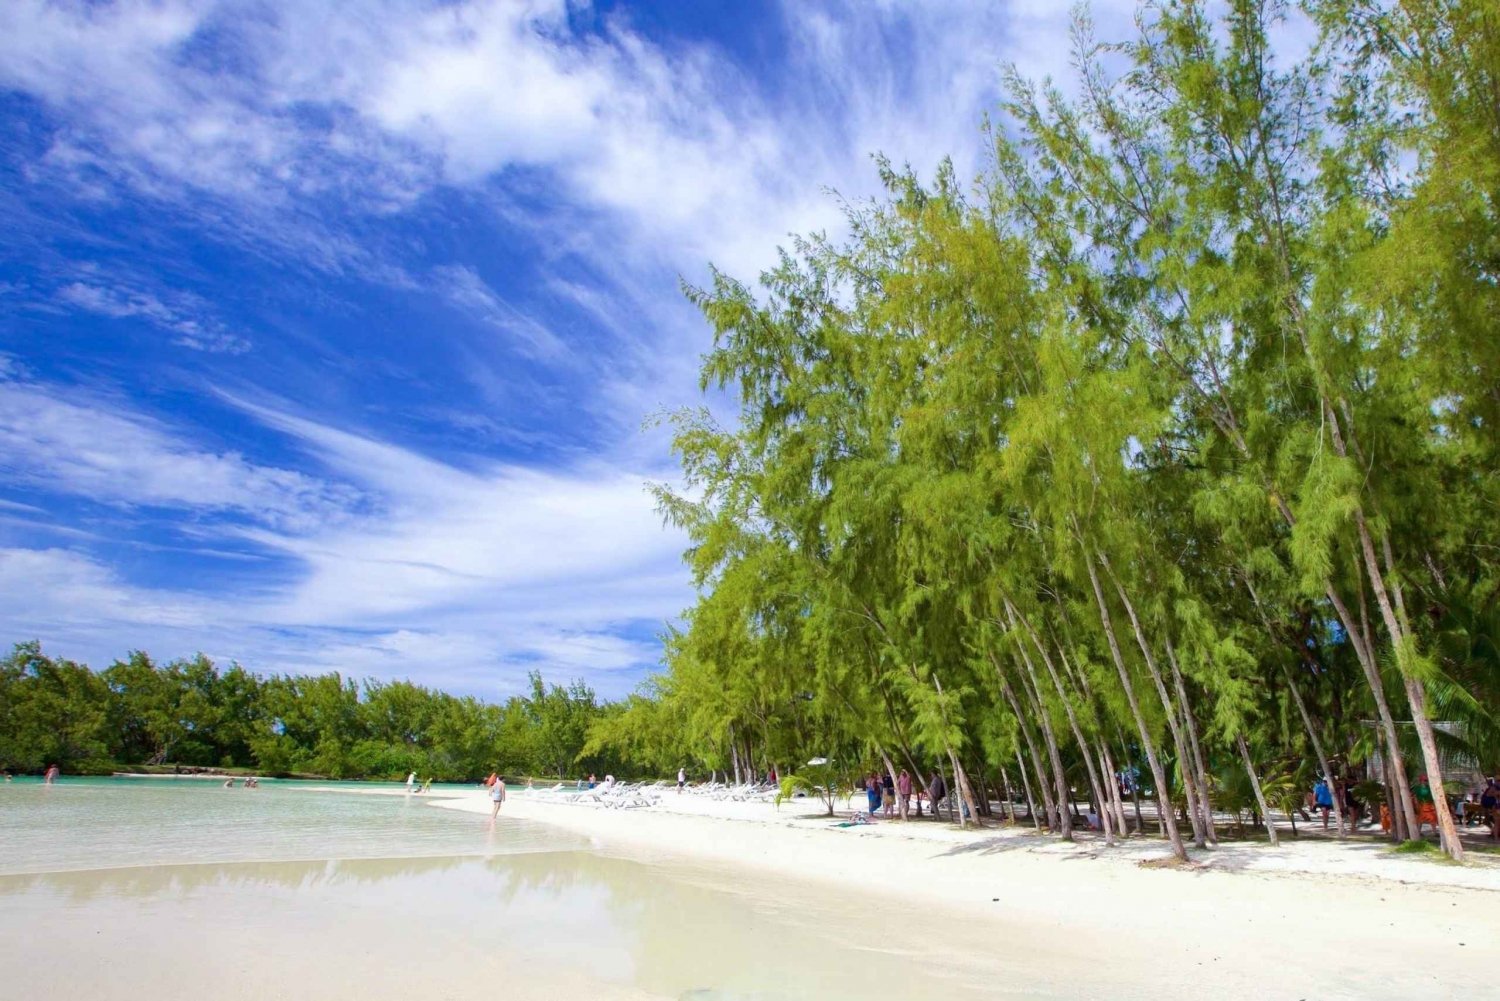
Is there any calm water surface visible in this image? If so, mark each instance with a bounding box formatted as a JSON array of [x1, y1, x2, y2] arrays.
[[0, 778, 1008, 1000], [0, 776, 567, 873]]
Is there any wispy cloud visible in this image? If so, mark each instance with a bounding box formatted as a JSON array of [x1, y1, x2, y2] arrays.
[[431, 264, 570, 361], [0, 373, 684, 693], [0, 374, 352, 529], [57, 276, 250, 353]]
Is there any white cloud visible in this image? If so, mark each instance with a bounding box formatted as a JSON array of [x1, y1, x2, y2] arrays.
[[0, 377, 353, 529], [432, 264, 570, 360], [57, 277, 250, 353], [0, 376, 686, 694]]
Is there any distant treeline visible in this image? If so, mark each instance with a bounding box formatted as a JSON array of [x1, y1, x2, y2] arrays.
[[0, 640, 630, 781]]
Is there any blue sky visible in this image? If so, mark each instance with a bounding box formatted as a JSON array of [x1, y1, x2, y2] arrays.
[[0, 0, 1138, 699]]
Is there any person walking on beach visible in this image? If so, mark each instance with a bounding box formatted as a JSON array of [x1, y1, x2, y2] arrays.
[[897, 769, 912, 817], [677, 767, 686, 792], [406, 771, 417, 793], [928, 770, 948, 820], [1314, 777, 1334, 829], [881, 772, 895, 818], [864, 772, 882, 816], [490, 775, 507, 819]]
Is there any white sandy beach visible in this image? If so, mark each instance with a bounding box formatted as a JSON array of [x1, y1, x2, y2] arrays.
[[429, 785, 1500, 999]]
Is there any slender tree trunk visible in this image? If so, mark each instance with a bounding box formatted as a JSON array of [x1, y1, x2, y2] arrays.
[[1368, 532, 1463, 859], [1099, 553, 1205, 850], [1329, 576, 1416, 842], [949, 750, 981, 828], [999, 767, 1017, 824], [1382, 753, 1407, 840], [1281, 664, 1346, 838], [729, 726, 741, 787], [1012, 650, 1073, 840], [1237, 734, 1279, 847], [1098, 742, 1125, 842], [1083, 548, 1189, 862], [1015, 749, 1041, 832], [1164, 639, 1218, 847], [876, 746, 908, 822], [1011, 602, 1104, 842], [998, 670, 1058, 830]]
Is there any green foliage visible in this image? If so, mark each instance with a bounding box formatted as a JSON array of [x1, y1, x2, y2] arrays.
[[622, 0, 1500, 844], [0, 641, 617, 782]]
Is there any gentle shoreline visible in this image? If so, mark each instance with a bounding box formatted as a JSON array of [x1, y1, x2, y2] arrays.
[[428, 786, 1497, 998]]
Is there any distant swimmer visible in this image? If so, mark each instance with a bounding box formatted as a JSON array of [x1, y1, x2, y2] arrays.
[[223, 778, 235, 788], [43, 764, 60, 784], [490, 775, 507, 820]]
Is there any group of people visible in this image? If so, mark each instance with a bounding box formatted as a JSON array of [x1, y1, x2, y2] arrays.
[[861, 769, 949, 819], [1309, 771, 1500, 840], [222, 776, 259, 788], [1309, 776, 1362, 828]]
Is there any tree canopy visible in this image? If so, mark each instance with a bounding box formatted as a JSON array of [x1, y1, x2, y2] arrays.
[[588, 0, 1500, 860]]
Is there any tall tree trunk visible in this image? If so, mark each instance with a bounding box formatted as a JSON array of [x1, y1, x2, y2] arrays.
[[999, 767, 1017, 824], [1084, 548, 1189, 861], [1010, 602, 1106, 842], [1331, 575, 1416, 841], [1098, 741, 1126, 842], [1099, 554, 1206, 850], [1281, 664, 1346, 838], [1368, 531, 1462, 858], [1015, 749, 1041, 831], [949, 750, 982, 828], [1162, 638, 1218, 847], [1236, 734, 1279, 847], [1012, 650, 1073, 840], [997, 669, 1058, 830], [729, 726, 741, 787], [876, 746, 908, 821], [1382, 753, 1408, 841]]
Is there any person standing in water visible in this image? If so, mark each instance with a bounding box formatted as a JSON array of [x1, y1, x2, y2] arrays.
[[43, 764, 59, 784], [489, 775, 507, 819], [406, 771, 417, 793]]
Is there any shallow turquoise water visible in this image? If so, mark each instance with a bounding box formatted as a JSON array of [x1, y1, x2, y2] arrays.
[[0, 778, 1007, 1000], [0, 776, 571, 874]]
